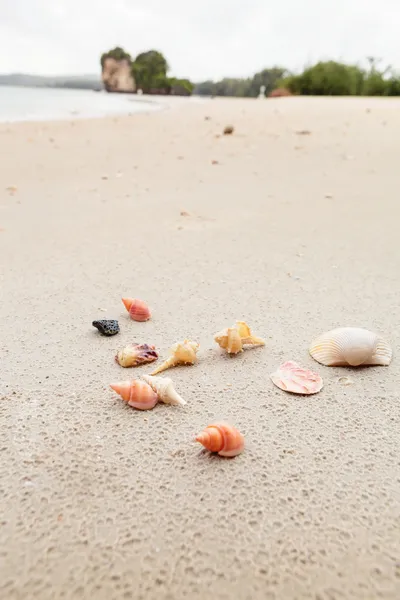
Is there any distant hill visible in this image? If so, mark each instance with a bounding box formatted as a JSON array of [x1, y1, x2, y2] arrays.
[[0, 73, 102, 91]]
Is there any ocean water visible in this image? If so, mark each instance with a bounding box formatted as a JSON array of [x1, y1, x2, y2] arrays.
[[0, 85, 161, 122]]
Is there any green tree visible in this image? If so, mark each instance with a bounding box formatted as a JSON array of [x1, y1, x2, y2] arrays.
[[131, 50, 169, 92], [280, 61, 365, 96]]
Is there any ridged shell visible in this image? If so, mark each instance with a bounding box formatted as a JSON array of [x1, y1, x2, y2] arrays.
[[151, 340, 199, 375], [110, 380, 158, 410], [142, 375, 186, 406], [195, 423, 244, 457], [309, 327, 392, 367], [270, 361, 323, 394], [122, 298, 151, 321]]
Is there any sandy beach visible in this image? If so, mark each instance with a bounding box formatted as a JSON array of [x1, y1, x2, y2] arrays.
[[1, 96, 400, 599]]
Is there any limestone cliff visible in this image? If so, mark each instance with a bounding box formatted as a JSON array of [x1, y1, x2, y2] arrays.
[[102, 58, 135, 93]]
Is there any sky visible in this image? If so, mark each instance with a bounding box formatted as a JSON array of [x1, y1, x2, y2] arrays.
[[1, 0, 400, 80]]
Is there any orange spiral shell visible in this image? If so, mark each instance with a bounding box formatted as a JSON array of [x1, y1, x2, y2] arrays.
[[195, 423, 244, 457], [110, 380, 158, 410], [122, 298, 151, 322]]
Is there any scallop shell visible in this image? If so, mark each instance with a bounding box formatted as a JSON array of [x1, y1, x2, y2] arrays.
[[151, 340, 199, 375], [110, 380, 158, 410], [214, 321, 265, 355], [309, 327, 392, 367], [196, 423, 244, 457], [115, 344, 158, 367], [270, 361, 323, 395], [122, 298, 151, 321], [142, 375, 186, 406]]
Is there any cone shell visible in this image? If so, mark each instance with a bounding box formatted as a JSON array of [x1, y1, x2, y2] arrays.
[[142, 375, 186, 406], [270, 361, 323, 395], [309, 327, 392, 367], [195, 423, 244, 457], [122, 298, 151, 322], [115, 343, 158, 368], [110, 379, 158, 410]]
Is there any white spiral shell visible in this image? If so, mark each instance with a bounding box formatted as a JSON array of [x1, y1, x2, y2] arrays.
[[309, 327, 392, 367]]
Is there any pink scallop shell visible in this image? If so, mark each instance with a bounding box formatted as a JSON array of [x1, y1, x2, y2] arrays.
[[270, 361, 323, 395]]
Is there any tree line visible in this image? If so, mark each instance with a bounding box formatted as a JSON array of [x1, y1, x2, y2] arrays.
[[101, 47, 194, 96], [195, 59, 400, 97]]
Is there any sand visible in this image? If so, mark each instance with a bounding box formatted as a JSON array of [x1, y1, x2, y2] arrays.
[[1, 96, 399, 600]]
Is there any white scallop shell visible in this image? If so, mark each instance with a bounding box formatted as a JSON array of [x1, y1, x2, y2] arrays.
[[309, 327, 392, 367]]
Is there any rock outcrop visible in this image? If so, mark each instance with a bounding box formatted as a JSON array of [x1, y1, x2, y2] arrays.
[[102, 58, 135, 93]]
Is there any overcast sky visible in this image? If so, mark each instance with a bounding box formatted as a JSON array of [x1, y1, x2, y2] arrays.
[[1, 0, 400, 80]]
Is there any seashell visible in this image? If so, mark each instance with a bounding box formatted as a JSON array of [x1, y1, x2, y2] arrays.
[[223, 125, 234, 135], [122, 298, 151, 322], [151, 340, 199, 375], [214, 321, 265, 354], [110, 379, 158, 410], [309, 327, 392, 367], [196, 423, 244, 457], [92, 319, 119, 336], [115, 343, 158, 368], [142, 375, 186, 406], [270, 361, 323, 395], [215, 326, 243, 354]]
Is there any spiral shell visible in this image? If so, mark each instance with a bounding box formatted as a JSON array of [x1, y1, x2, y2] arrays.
[[110, 380, 158, 410], [151, 340, 199, 375], [195, 423, 244, 457], [142, 375, 186, 406], [115, 344, 158, 367], [309, 327, 392, 367], [270, 361, 323, 395], [214, 321, 265, 355], [122, 298, 151, 322]]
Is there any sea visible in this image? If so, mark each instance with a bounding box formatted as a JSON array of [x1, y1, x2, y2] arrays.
[[0, 85, 162, 122]]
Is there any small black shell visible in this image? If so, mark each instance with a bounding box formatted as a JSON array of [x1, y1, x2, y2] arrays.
[[92, 319, 120, 336]]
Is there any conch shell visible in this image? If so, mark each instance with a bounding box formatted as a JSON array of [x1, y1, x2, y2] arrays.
[[214, 321, 265, 354], [110, 380, 158, 410], [122, 298, 151, 321], [115, 343, 158, 367], [151, 340, 199, 375], [196, 423, 244, 457], [142, 375, 186, 406], [270, 361, 323, 394], [309, 327, 392, 367]]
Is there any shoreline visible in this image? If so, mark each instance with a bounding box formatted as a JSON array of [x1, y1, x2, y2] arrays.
[[1, 96, 399, 600]]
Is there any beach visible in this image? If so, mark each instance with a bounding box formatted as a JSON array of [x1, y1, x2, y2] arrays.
[[1, 96, 399, 599]]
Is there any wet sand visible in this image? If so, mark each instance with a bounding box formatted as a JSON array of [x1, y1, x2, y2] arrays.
[[1, 96, 399, 599]]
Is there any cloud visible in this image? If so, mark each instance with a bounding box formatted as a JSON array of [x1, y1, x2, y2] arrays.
[[1, 0, 400, 80]]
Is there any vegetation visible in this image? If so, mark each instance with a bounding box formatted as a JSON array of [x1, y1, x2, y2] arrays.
[[195, 59, 400, 98], [194, 67, 286, 97], [100, 47, 131, 69], [100, 47, 193, 95], [278, 59, 400, 97]]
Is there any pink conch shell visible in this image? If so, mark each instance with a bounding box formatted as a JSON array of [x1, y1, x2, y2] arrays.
[[151, 340, 199, 375], [115, 343, 158, 367], [214, 321, 265, 355], [110, 379, 158, 410], [270, 361, 323, 395], [122, 298, 151, 322], [195, 423, 244, 457]]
